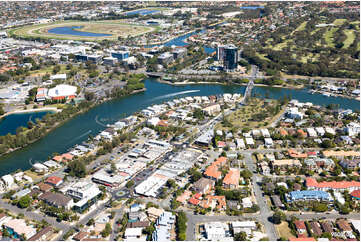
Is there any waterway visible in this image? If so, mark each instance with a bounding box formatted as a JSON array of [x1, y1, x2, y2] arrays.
[[0, 78, 358, 176], [48, 26, 112, 37], [0, 111, 51, 136], [145, 29, 216, 54], [124, 9, 160, 16]]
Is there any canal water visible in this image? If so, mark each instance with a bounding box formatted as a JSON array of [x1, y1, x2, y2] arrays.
[[0, 111, 51, 136], [0, 78, 358, 176]]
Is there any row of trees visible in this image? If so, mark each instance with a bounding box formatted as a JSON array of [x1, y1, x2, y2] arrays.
[[176, 211, 187, 241]]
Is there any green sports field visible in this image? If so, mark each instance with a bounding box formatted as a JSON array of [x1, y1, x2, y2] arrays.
[[9, 20, 155, 41]]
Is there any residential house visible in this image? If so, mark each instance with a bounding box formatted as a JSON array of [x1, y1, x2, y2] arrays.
[[193, 178, 215, 194], [320, 221, 334, 234], [271, 195, 284, 209], [223, 168, 240, 189], [309, 222, 322, 237], [202, 104, 221, 116], [124, 228, 143, 240], [294, 220, 307, 234], [204, 157, 227, 180], [38, 192, 73, 209], [28, 226, 53, 241], [337, 219, 353, 232], [272, 159, 301, 170], [286, 190, 333, 203], [350, 190, 360, 200], [2, 218, 37, 240], [339, 160, 359, 170], [147, 207, 164, 222], [200, 195, 226, 210], [204, 222, 228, 241], [306, 178, 360, 192], [36, 182, 52, 193]]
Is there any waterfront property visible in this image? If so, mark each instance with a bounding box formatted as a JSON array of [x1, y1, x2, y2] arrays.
[[0, 79, 359, 177]]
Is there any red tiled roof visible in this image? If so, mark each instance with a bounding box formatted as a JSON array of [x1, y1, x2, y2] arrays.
[[204, 157, 227, 180], [188, 197, 200, 205], [306, 178, 360, 190], [45, 176, 62, 186], [288, 149, 308, 158], [217, 141, 226, 148], [290, 237, 315, 241], [350, 189, 360, 198], [204, 165, 222, 180], [223, 168, 240, 186], [193, 193, 202, 199], [294, 220, 306, 230]]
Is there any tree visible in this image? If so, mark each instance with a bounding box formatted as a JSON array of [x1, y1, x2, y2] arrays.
[[188, 168, 202, 183], [126, 180, 135, 188], [84, 91, 95, 101], [0, 104, 4, 115], [240, 169, 253, 180], [87, 218, 95, 226], [234, 231, 248, 241], [18, 195, 31, 208], [321, 232, 332, 240], [52, 65, 61, 74], [312, 203, 328, 212], [0, 74, 9, 83], [272, 211, 286, 224], [68, 160, 86, 178], [339, 205, 350, 214], [166, 179, 176, 189], [27, 121, 35, 129], [176, 211, 187, 241], [321, 139, 335, 148], [101, 223, 112, 238]]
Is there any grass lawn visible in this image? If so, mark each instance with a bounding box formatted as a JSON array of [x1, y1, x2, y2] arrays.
[[24, 170, 43, 181], [272, 39, 291, 51], [333, 19, 347, 26], [294, 21, 307, 32], [29, 64, 68, 76], [342, 29, 356, 49], [215, 99, 284, 131], [323, 27, 338, 48], [276, 221, 294, 239], [350, 21, 360, 31], [256, 52, 271, 61]]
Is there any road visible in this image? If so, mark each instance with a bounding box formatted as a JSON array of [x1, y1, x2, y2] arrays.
[[242, 152, 278, 241], [0, 198, 71, 233]]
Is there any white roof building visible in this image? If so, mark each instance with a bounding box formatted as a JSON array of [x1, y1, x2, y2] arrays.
[[260, 129, 270, 138], [232, 221, 257, 234], [48, 84, 77, 99], [264, 138, 273, 147], [325, 127, 336, 135], [204, 222, 228, 241], [147, 117, 160, 127], [242, 197, 253, 208], [245, 137, 254, 145], [1, 174, 14, 188], [32, 163, 49, 173], [236, 138, 246, 149], [315, 127, 325, 136], [3, 218, 36, 239], [306, 128, 317, 137], [124, 228, 143, 239], [50, 73, 67, 80]]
